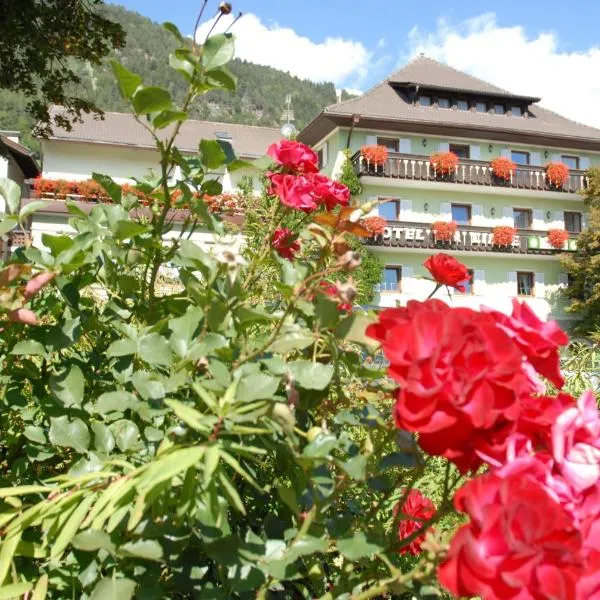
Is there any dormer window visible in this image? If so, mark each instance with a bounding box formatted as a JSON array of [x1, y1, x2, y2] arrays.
[[494, 104, 506, 115], [510, 106, 522, 117], [456, 99, 469, 111], [438, 97, 450, 108], [419, 95, 432, 106], [475, 101, 488, 113]]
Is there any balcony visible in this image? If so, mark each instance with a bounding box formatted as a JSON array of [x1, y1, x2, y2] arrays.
[[365, 220, 579, 255], [351, 152, 588, 194]]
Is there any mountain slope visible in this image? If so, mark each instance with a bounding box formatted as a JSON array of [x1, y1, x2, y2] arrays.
[[0, 3, 353, 153]]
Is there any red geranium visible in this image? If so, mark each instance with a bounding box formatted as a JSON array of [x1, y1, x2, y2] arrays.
[[424, 253, 470, 292], [360, 144, 388, 166], [366, 300, 538, 471], [438, 464, 584, 600], [267, 139, 318, 173], [430, 151, 459, 176], [546, 162, 570, 188], [492, 225, 516, 246], [271, 227, 300, 261], [394, 489, 436, 555], [361, 216, 387, 235], [431, 221, 457, 242], [548, 228, 569, 249], [491, 157, 516, 181]]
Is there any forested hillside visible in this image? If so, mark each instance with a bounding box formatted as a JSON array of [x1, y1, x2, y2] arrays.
[[0, 3, 354, 154]]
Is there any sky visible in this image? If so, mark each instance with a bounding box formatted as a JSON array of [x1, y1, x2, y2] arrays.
[[107, 0, 600, 127]]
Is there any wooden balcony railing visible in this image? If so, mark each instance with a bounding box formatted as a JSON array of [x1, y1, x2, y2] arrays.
[[365, 220, 579, 255], [351, 152, 588, 194]]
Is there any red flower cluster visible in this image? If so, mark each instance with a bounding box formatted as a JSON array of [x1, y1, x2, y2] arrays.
[[431, 220, 457, 242], [361, 215, 387, 236], [430, 151, 459, 176], [439, 390, 600, 600], [490, 156, 516, 181], [424, 253, 470, 292], [360, 144, 389, 166], [271, 227, 300, 261], [394, 488, 436, 555], [548, 228, 569, 249], [492, 225, 516, 246], [267, 140, 349, 213], [546, 162, 570, 188]]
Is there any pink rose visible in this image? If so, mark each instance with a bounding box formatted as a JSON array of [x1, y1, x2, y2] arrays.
[[307, 173, 350, 210], [394, 488, 436, 555], [268, 173, 318, 212], [271, 227, 301, 261], [267, 139, 318, 173]]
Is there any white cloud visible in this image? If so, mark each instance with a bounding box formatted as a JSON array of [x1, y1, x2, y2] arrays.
[[406, 13, 600, 128], [196, 13, 371, 88]]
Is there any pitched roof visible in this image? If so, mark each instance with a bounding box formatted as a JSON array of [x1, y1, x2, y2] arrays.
[[0, 135, 40, 178], [299, 55, 600, 148], [46, 107, 281, 158]]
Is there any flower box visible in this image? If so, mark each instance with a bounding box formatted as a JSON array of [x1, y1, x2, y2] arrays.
[[491, 157, 516, 182], [432, 220, 457, 242], [360, 145, 388, 167], [430, 152, 459, 178]]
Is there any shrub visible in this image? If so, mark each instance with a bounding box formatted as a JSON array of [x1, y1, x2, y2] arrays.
[[432, 220, 458, 242], [492, 225, 516, 246], [430, 151, 459, 176], [491, 156, 516, 181]]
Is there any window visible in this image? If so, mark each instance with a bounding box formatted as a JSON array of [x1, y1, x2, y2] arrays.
[[475, 101, 488, 113], [377, 137, 399, 152], [494, 104, 506, 115], [419, 95, 432, 106], [511, 150, 530, 165], [564, 211, 582, 233], [457, 269, 474, 295], [382, 266, 401, 292], [456, 99, 469, 111], [517, 272, 535, 296], [316, 147, 325, 168], [449, 144, 470, 159], [379, 200, 400, 221], [451, 203, 471, 225], [513, 208, 532, 229], [561, 155, 579, 170], [438, 97, 450, 109], [510, 106, 523, 117]]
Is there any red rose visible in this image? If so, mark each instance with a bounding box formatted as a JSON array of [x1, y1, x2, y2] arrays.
[[438, 466, 584, 600], [307, 173, 350, 210], [268, 173, 318, 212], [366, 300, 537, 471], [484, 299, 569, 388], [423, 254, 470, 292], [319, 281, 352, 311], [394, 488, 436, 555], [267, 139, 319, 173], [271, 227, 301, 261]]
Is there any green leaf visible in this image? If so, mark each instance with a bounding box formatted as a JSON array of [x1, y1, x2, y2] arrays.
[[95, 391, 138, 415], [23, 425, 46, 445], [202, 33, 235, 71], [49, 416, 90, 452], [51, 493, 97, 559], [206, 66, 237, 91], [236, 374, 280, 402], [0, 215, 17, 235], [269, 330, 314, 353], [199, 139, 228, 169], [288, 361, 334, 390], [120, 539, 163, 561], [138, 333, 173, 366], [41, 233, 73, 257], [19, 200, 50, 224], [163, 21, 183, 41], [336, 531, 384, 560], [92, 422, 116, 453], [31, 574, 48, 600], [187, 332, 228, 360], [0, 530, 21, 584], [302, 433, 338, 458], [0, 582, 33, 599], [338, 455, 367, 480], [0, 177, 21, 214], [132, 86, 172, 115], [72, 530, 115, 553], [92, 173, 122, 204], [335, 313, 379, 348], [169, 51, 196, 81], [50, 364, 84, 407], [152, 110, 188, 129], [89, 577, 136, 600], [379, 451, 420, 470], [132, 371, 165, 400], [114, 220, 148, 240], [111, 62, 142, 100], [110, 420, 140, 453], [168, 306, 204, 358], [106, 338, 137, 358]]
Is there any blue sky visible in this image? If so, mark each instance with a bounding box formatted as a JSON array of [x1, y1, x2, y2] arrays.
[[107, 1, 600, 127]]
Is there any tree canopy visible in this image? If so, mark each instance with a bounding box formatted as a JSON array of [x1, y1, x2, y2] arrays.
[[0, 0, 124, 136]]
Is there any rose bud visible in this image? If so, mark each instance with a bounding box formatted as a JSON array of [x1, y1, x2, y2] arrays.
[[219, 2, 232, 15], [8, 308, 38, 325], [336, 280, 357, 305], [337, 250, 361, 271], [23, 272, 56, 301]]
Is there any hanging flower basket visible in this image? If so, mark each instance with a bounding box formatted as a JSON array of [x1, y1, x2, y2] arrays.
[[545, 162, 570, 188], [491, 157, 516, 182], [432, 220, 458, 242], [360, 145, 388, 166], [430, 152, 459, 177], [492, 225, 516, 247], [547, 228, 569, 249]]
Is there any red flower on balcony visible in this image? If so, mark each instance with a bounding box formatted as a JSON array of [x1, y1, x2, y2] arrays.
[[548, 228, 569, 249], [491, 157, 516, 181], [360, 144, 388, 166], [430, 151, 459, 176], [432, 220, 458, 242], [361, 215, 387, 236], [492, 225, 516, 247], [546, 162, 570, 188]]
